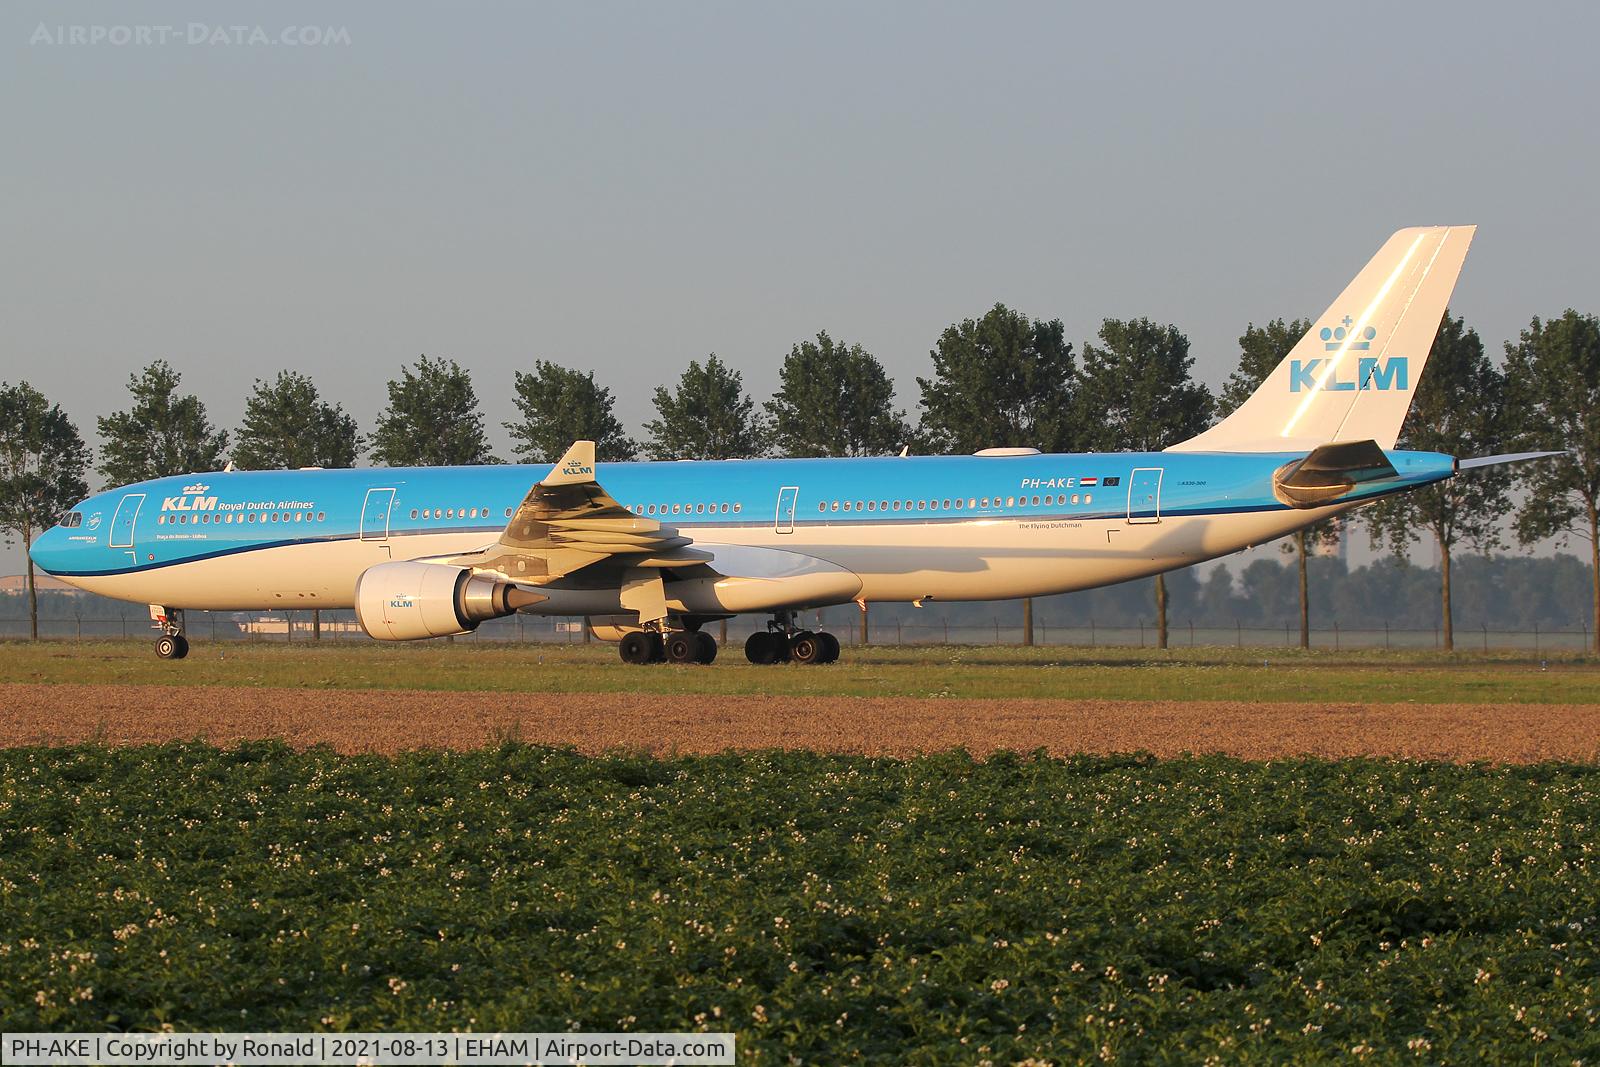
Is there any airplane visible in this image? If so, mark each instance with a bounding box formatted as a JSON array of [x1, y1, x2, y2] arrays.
[[30, 225, 1554, 665]]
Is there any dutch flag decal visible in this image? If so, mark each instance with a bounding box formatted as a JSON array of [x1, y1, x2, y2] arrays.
[[1080, 477, 1099, 487]]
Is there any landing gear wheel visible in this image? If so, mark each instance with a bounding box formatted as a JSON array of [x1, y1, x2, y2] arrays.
[[789, 630, 823, 665], [745, 631, 782, 665], [692, 630, 718, 664], [619, 631, 654, 665], [155, 634, 188, 660], [666, 631, 698, 664], [817, 631, 840, 664]]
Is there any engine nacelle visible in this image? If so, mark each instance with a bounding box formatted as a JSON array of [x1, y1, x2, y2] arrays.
[[355, 561, 543, 641]]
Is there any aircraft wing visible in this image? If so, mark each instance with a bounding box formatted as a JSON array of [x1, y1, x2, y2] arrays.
[[448, 440, 711, 583]]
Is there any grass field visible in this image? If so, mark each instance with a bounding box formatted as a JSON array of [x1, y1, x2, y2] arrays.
[[3, 744, 1597, 1062], [4, 639, 1600, 703]]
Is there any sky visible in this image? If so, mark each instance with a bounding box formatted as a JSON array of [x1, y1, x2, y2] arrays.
[[2, 1, 1598, 573]]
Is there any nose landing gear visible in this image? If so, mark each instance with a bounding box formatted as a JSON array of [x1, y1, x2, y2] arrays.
[[152, 607, 189, 660]]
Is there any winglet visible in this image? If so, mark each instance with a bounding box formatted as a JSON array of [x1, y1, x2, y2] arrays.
[[544, 440, 598, 486]]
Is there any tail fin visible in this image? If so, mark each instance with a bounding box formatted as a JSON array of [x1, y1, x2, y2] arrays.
[[1169, 225, 1476, 453]]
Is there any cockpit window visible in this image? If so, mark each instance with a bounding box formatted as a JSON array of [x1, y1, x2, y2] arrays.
[[58, 511, 83, 528]]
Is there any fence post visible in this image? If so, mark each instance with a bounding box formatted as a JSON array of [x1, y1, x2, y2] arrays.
[[943, 618, 949, 644], [1334, 620, 1340, 651], [1236, 618, 1241, 647], [1534, 622, 1539, 653], [121, 613, 127, 640], [994, 618, 1000, 645], [210, 613, 217, 640], [1090, 618, 1096, 647], [1384, 620, 1390, 650], [1483, 622, 1488, 653], [897, 620, 902, 645], [1139, 620, 1145, 648], [1189, 619, 1194, 646]]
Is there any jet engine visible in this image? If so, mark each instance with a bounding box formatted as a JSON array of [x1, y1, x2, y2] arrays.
[[355, 561, 544, 641]]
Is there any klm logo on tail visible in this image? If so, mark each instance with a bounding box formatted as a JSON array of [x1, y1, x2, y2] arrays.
[[1290, 356, 1409, 393]]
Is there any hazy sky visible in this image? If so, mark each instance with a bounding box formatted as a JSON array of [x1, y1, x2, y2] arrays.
[[3, 1, 1598, 570]]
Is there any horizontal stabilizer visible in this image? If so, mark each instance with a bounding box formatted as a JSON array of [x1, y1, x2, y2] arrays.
[[1273, 439, 1397, 508], [1458, 450, 1565, 471]]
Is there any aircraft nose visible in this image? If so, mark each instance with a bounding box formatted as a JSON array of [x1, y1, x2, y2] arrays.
[[29, 524, 71, 575]]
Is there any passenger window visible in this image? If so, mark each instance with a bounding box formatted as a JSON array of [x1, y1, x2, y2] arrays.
[[867, 501, 877, 511], [1084, 494, 1093, 504], [1072, 493, 1080, 504], [733, 503, 742, 514], [696, 503, 705, 514], [721, 503, 729, 513], [672, 504, 681, 514], [818, 503, 826, 513], [892, 500, 901, 511], [917, 500, 925, 510], [980, 498, 989, 508], [843, 501, 853, 512], [1031, 495, 1039, 506], [830, 501, 839, 512]]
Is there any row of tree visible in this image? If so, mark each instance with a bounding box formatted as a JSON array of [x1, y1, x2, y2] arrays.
[[4, 308, 1599, 649]]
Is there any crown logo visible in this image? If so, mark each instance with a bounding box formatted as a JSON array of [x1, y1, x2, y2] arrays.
[[182, 482, 210, 494], [1320, 315, 1377, 351]]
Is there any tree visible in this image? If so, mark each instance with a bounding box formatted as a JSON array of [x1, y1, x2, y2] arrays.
[[370, 356, 496, 466], [1076, 318, 1214, 648], [504, 361, 636, 463], [97, 360, 229, 485], [644, 354, 763, 460], [916, 304, 1078, 454], [233, 371, 362, 470], [1503, 309, 1600, 649], [765, 332, 908, 458], [1219, 318, 1335, 648], [917, 306, 1079, 644], [1365, 313, 1509, 652], [0, 382, 90, 640]]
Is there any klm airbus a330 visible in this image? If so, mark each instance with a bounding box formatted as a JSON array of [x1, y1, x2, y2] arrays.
[[32, 225, 1549, 665]]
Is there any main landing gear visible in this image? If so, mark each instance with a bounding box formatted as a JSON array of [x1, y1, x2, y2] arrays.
[[744, 615, 840, 666], [617, 628, 718, 665], [153, 607, 189, 660]]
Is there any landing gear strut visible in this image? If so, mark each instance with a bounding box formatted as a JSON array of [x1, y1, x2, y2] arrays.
[[152, 607, 189, 660], [744, 614, 840, 666]]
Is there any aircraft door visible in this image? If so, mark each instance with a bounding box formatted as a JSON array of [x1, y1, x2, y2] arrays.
[[1126, 468, 1163, 524], [775, 486, 799, 534], [360, 488, 396, 540], [110, 493, 144, 548]]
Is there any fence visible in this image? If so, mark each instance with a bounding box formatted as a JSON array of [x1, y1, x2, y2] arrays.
[[0, 613, 1592, 652]]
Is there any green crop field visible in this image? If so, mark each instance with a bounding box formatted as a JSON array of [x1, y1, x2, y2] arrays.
[[4, 640, 1600, 703], [3, 743, 1597, 1062]]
